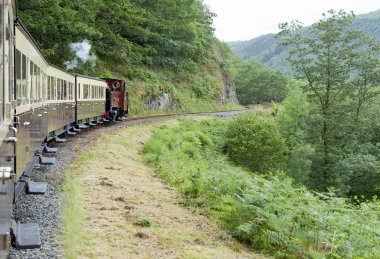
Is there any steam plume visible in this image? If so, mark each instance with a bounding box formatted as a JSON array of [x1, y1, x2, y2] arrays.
[[64, 40, 97, 70]]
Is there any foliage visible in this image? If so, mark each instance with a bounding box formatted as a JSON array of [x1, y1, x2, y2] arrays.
[[143, 118, 380, 257], [278, 10, 380, 193], [225, 113, 287, 173], [17, 0, 239, 114], [275, 80, 314, 184], [332, 154, 380, 197], [233, 60, 288, 105]]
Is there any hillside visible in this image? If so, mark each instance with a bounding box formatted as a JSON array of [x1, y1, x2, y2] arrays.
[[17, 0, 239, 114], [228, 9, 380, 74]]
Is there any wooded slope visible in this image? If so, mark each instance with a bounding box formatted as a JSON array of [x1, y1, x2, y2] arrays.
[[228, 9, 380, 74]]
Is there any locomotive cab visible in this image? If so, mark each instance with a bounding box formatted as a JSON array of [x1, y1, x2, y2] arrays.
[[103, 79, 128, 121]]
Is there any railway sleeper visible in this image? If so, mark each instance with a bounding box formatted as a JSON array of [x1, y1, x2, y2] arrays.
[[11, 221, 41, 249]]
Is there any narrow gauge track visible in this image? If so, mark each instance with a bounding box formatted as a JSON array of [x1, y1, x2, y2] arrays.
[[8, 109, 249, 259]]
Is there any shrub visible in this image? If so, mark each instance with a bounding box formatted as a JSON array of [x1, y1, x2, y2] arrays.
[[226, 113, 287, 173]]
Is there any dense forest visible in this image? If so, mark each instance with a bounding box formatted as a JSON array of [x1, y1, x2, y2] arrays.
[[228, 9, 380, 75], [17, 0, 239, 114]]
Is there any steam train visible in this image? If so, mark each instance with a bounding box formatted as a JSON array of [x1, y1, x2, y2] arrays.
[[0, 1, 128, 255]]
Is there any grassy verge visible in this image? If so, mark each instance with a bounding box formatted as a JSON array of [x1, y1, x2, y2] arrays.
[[143, 118, 380, 258], [61, 151, 98, 258], [61, 120, 260, 258]]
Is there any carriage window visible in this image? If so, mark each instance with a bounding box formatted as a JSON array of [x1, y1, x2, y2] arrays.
[[16, 50, 21, 106], [47, 76, 52, 100], [52, 77, 56, 100], [67, 82, 71, 100], [29, 61, 34, 103], [83, 84, 90, 99], [78, 83, 81, 99], [63, 80, 67, 100], [58, 79, 62, 100], [37, 67, 41, 102], [83, 84, 87, 99], [42, 72, 46, 101], [91, 85, 95, 99], [22, 54, 28, 105], [71, 82, 74, 100]]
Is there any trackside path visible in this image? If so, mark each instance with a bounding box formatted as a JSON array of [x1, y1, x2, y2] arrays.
[[64, 119, 266, 258]]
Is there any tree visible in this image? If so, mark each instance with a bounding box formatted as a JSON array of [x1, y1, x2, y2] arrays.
[[234, 60, 288, 105], [279, 10, 380, 191]]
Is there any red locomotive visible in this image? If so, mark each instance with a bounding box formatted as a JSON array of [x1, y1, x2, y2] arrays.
[[104, 78, 129, 121]]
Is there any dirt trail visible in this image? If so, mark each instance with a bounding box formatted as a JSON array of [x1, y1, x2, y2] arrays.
[[77, 119, 266, 259]]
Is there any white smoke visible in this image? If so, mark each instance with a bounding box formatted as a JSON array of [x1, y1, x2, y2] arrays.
[[64, 40, 97, 70]]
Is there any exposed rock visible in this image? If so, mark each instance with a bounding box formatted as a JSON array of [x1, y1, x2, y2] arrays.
[[214, 47, 238, 104], [144, 93, 181, 111]]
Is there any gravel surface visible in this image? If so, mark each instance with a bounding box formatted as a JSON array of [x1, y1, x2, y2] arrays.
[[7, 109, 249, 259]]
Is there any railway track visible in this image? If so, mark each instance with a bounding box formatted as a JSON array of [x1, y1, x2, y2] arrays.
[[8, 108, 250, 258]]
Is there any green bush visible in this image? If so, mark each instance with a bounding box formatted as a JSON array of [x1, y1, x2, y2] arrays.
[[226, 113, 287, 173]]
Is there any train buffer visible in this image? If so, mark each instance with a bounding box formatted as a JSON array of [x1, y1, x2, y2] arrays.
[[11, 222, 41, 249]]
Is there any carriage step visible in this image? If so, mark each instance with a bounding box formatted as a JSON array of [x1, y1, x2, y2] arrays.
[[27, 181, 47, 194], [44, 146, 58, 153], [55, 136, 66, 143], [97, 120, 103, 124], [103, 119, 110, 123], [12, 223, 41, 249], [66, 130, 76, 136], [88, 122, 97, 126], [78, 124, 89, 129], [39, 155, 55, 165], [72, 127, 81, 132]]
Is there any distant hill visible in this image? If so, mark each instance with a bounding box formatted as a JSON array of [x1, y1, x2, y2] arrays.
[[228, 9, 380, 75]]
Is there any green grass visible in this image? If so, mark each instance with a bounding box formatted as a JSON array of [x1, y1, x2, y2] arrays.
[[143, 118, 380, 258], [61, 151, 97, 258]]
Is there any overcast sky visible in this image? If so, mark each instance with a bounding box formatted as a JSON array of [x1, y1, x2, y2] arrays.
[[203, 0, 380, 42]]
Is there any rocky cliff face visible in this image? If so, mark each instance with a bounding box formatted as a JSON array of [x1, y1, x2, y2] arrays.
[[215, 46, 238, 104], [216, 68, 238, 104], [144, 93, 181, 111]]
